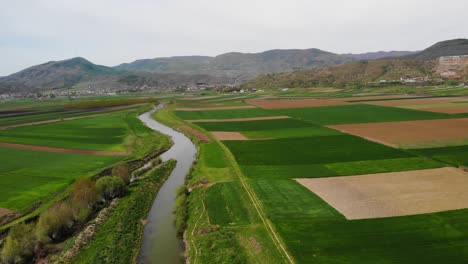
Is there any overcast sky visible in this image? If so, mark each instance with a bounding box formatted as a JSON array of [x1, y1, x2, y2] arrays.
[[1, 0, 467, 76]]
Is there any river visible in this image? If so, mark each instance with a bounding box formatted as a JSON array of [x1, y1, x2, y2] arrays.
[[137, 105, 197, 264]]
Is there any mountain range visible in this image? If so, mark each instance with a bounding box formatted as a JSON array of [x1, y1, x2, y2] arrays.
[[241, 39, 468, 89], [1, 39, 467, 94]]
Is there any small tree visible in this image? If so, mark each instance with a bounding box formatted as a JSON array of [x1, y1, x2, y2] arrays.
[[36, 202, 74, 242], [71, 178, 99, 209], [112, 163, 131, 184], [96, 176, 126, 200], [1, 222, 36, 263]]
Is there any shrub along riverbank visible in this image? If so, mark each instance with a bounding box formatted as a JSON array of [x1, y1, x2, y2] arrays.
[[65, 160, 176, 264]]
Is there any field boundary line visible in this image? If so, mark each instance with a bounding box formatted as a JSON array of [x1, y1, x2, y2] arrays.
[[217, 140, 295, 264]]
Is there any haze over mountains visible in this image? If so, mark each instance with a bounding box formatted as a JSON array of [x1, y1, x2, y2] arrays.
[[1, 39, 467, 94]]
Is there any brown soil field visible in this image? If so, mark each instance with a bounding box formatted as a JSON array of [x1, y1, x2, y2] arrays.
[[0, 208, 12, 218], [246, 98, 348, 109], [187, 116, 290, 123], [364, 97, 468, 107], [0, 142, 127, 156], [175, 105, 256, 111], [179, 125, 210, 143], [330, 95, 422, 102], [211, 132, 248, 140], [328, 118, 468, 147], [178, 96, 220, 101], [420, 105, 468, 114], [296, 167, 468, 220]]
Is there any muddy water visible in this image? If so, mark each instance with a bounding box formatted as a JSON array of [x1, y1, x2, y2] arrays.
[[138, 105, 197, 264]]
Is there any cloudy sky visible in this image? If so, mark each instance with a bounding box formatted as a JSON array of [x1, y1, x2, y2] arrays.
[[1, 0, 467, 76]]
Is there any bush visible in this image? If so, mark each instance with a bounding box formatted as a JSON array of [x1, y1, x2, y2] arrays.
[[112, 163, 131, 184], [96, 176, 126, 200], [0, 222, 36, 263], [71, 178, 99, 209], [36, 202, 74, 242]]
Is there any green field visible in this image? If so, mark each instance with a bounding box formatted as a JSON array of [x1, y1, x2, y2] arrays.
[[0, 113, 131, 151], [250, 179, 468, 264], [171, 95, 468, 263], [411, 145, 468, 167], [0, 147, 122, 210], [0, 105, 169, 212]]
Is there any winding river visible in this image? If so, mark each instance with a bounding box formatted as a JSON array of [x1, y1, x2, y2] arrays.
[[137, 105, 197, 264]]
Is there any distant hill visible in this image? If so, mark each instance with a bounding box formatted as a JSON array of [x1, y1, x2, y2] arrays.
[[1, 39, 467, 94], [405, 39, 468, 60], [115, 49, 356, 80], [0, 57, 117, 92], [241, 39, 468, 89], [347, 51, 417, 60]]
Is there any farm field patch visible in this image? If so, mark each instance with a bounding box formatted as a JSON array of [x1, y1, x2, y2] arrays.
[[0, 142, 127, 155], [187, 116, 289, 123], [242, 157, 441, 180], [223, 135, 414, 166], [194, 118, 311, 132], [246, 98, 349, 109], [211, 131, 248, 140], [249, 179, 468, 264], [331, 94, 424, 102], [328, 118, 468, 148], [0, 146, 122, 211], [419, 105, 468, 114], [365, 96, 468, 107], [175, 108, 276, 120], [279, 104, 453, 125], [175, 105, 255, 111], [296, 167, 468, 219], [411, 145, 468, 167], [0, 113, 132, 151]]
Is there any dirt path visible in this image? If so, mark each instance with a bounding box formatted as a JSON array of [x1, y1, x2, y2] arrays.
[[188, 116, 290, 123], [0, 142, 127, 156]]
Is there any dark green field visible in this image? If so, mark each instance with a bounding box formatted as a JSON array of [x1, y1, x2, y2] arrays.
[[411, 145, 468, 167]]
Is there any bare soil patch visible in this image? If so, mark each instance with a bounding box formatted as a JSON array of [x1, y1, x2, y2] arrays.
[[365, 97, 467, 107], [179, 125, 210, 143], [0, 142, 127, 156], [296, 167, 468, 220], [420, 105, 468, 114], [0, 208, 12, 218], [187, 116, 290, 123], [331, 95, 423, 102], [246, 98, 348, 109], [175, 106, 255, 111], [328, 118, 468, 148], [211, 132, 248, 140]]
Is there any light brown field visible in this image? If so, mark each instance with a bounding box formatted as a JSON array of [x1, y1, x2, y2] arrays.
[[296, 167, 468, 220], [420, 105, 468, 114], [364, 97, 467, 107], [211, 132, 248, 140], [330, 95, 422, 102], [187, 116, 290, 123], [175, 105, 255, 111], [328, 118, 468, 148], [246, 98, 348, 109], [0, 208, 12, 218], [0, 142, 127, 156], [179, 126, 210, 143]]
